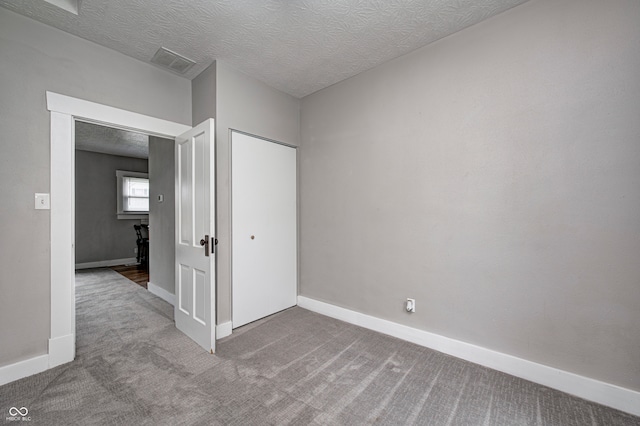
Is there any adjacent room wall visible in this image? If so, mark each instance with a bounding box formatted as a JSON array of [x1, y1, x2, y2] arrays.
[[300, 0, 640, 392], [0, 8, 191, 367], [148, 136, 176, 294], [75, 150, 148, 265], [190, 61, 300, 325]]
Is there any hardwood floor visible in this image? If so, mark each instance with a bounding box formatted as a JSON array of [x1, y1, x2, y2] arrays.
[[110, 264, 149, 289]]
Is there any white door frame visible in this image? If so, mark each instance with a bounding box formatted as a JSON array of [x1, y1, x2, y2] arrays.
[[47, 91, 190, 368]]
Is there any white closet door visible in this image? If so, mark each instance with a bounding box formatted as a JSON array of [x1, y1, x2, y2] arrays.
[[232, 131, 297, 328]]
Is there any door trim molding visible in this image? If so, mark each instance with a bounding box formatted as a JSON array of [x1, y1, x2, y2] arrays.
[[297, 296, 640, 417], [38, 91, 190, 385], [48, 92, 189, 137], [230, 128, 298, 150]]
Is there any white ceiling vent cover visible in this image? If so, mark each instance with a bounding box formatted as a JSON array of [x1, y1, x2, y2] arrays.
[[43, 0, 79, 14], [150, 47, 196, 74]]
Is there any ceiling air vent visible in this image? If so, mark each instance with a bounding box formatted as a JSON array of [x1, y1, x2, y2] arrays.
[[43, 0, 79, 14], [150, 47, 196, 74]]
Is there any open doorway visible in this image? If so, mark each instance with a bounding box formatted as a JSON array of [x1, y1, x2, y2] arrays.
[[74, 122, 150, 286], [48, 92, 216, 368], [73, 121, 175, 294], [47, 91, 193, 369]]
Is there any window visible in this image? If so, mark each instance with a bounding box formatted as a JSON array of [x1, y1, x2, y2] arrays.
[[116, 170, 149, 219], [123, 176, 149, 212]]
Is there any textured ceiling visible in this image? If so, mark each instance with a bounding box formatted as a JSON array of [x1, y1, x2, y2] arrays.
[[76, 121, 149, 159], [0, 0, 529, 98]]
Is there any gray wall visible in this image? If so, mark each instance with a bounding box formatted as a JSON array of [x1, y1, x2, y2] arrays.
[[0, 8, 191, 367], [192, 62, 216, 126], [75, 151, 148, 264], [149, 137, 176, 294], [191, 61, 301, 325], [300, 0, 640, 392]]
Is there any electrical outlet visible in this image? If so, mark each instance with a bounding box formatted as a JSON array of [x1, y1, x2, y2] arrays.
[[406, 298, 416, 313], [134, 247, 138, 254]]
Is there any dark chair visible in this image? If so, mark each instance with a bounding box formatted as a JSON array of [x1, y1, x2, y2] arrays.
[[134, 224, 149, 269]]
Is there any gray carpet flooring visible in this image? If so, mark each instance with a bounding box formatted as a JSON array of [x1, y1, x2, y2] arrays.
[[1, 268, 638, 425]]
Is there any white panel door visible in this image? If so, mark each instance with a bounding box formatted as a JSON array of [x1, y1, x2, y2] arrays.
[[175, 119, 216, 352], [232, 131, 297, 328]]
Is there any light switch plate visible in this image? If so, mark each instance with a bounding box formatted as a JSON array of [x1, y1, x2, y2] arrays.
[[35, 193, 50, 210], [158, 194, 164, 202]]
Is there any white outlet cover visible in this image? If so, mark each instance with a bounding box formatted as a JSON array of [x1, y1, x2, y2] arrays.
[[35, 193, 51, 210], [406, 298, 416, 313]]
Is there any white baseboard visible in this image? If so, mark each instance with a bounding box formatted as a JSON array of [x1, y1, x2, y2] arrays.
[[0, 355, 49, 386], [75, 257, 137, 270], [297, 296, 640, 417], [48, 334, 75, 368], [216, 321, 232, 339], [147, 282, 175, 306], [0, 334, 76, 386]]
